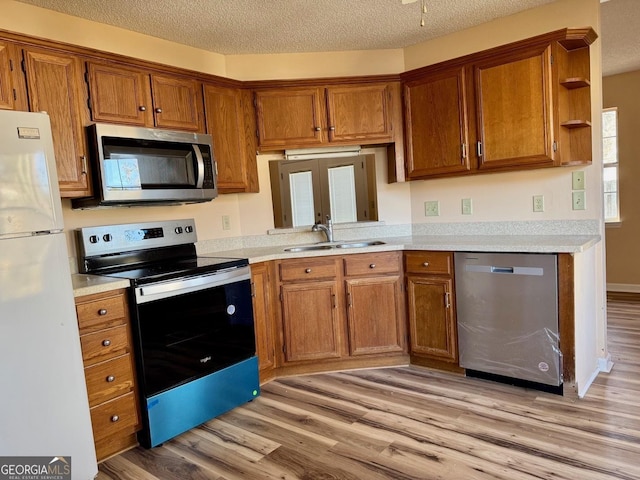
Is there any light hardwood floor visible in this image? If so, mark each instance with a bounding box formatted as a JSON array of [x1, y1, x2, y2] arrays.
[[97, 300, 640, 480]]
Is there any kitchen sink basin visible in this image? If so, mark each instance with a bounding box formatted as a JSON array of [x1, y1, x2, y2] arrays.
[[283, 245, 334, 252], [284, 241, 385, 252], [335, 241, 386, 249]]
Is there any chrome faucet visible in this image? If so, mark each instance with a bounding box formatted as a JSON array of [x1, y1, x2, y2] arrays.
[[312, 215, 334, 243]]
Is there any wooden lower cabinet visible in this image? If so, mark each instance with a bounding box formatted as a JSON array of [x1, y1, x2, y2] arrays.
[[274, 252, 408, 373], [405, 251, 461, 370], [343, 252, 406, 356], [251, 262, 276, 383], [75, 289, 141, 462]]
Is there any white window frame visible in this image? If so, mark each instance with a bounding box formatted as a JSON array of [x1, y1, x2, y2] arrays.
[[602, 107, 620, 224]]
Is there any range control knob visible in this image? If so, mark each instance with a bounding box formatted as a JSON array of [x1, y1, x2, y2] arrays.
[[103, 234, 112, 242], [89, 235, 99, 244], [185, 226, 193, 233], [175, 227, 183, 234]]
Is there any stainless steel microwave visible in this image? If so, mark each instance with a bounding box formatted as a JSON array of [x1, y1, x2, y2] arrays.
[[72, 123, 217, 208]]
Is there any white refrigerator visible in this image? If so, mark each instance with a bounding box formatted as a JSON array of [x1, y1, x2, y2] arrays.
[[0, 110, 98, 479]]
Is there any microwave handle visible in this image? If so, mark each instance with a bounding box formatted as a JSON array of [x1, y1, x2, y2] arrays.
[[193, 144, 205, 188]]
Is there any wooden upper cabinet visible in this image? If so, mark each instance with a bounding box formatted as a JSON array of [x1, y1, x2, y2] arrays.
[[255, 87, 325, 149], [150, 74, 203, 132], [87, 62, 152, 126], [0, 41, 26, 111], [254, 82, 399, 150], [203, 84, 258, 193], [22, 48, 91, 197], [86, 62, 204, 132], [325, 83, 393, 143], [472, 45, 554, 170], [404, 66, 471, 178]]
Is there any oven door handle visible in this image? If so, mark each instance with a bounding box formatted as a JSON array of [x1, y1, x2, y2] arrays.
[[135, 266, 250, 303], [193, 144, 205, 188]]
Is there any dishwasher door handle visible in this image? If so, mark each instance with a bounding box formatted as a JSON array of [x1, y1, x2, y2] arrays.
[[491, 266, 514, 274], [464, 264, 544, 276]]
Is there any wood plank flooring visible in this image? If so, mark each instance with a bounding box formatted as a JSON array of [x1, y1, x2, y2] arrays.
[[97, 300, 640, 479]]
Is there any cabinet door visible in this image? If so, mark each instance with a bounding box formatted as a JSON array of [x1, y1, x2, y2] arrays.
[[203, 84, 257, 193], [407, 275, 457, 363], [23, 48, 91, 197], [473, 45, 554, 170], [280, 281, 342, 363], [251, 263, 275, 377], [86, 62, 152, 126], [0, 41, 27, 110], [325, 83, 392, 143], [345, 275, 405, 356], [255, 87, 325, 149], [404, 67, 471, 178], [150, 74, 204, 132]]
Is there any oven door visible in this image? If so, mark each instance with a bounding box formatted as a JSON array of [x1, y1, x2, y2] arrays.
[[131, 267, 255, 397]]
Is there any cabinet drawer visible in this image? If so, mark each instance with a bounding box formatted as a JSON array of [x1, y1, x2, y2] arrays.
[[80, 325, 129, 366], [279, 258, 338, 282], [84, 354, 135, 407], [90, 392, 138, 442], [76, 294, 127, 334], [343, 252, 400, 277], [405, 251, 453, 275]]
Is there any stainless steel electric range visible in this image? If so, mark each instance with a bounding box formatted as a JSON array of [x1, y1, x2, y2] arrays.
[[76, 218, 260, 448]]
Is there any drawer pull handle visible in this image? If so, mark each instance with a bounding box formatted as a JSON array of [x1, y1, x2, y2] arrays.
[[106, 375, 115, 383], [98, 308, 108, 316], [369, 264, 376, 269], [305, 268, 312, 273], [110, 415, 119, 422], [422, 262, 430, 267], [102, 339, 111, 347]]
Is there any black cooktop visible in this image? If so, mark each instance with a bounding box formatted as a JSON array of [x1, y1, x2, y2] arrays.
[[97, 256, 249, 286]]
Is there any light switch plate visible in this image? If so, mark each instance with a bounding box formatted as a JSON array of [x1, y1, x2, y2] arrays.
[[533, 195, 545, 213], [222, 215, 231, 230], [424, 200, 440, 217], [461, 198, 473, 215], [572, 171, 585, 190], [572, 191, 586, 210]]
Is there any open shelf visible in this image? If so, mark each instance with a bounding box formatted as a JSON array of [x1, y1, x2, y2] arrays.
[[560, 77, 590, 89], [561, 120, 591, 129]]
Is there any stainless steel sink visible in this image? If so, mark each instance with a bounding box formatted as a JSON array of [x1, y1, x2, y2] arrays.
[[283, 245, 334, 252], [335, 241, 386, 249]]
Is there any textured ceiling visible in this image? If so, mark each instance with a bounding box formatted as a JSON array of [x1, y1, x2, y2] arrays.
[[14, 0, 638, 76]]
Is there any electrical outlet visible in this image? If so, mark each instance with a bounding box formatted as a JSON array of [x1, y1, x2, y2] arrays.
[[572, 191, 586, 210], [424, 200, 440, 217], [533, 195, 545, 213], [222, 215, 231, 230], [572, 171, 585, 190], [461, 198, 473, 215]]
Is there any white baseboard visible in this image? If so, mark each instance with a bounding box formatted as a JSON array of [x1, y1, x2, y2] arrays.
[[607, 283, 640, 293], [578, 367, 600, 398]]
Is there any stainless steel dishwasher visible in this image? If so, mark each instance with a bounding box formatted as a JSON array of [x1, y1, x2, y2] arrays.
[[454, 252, 562, 393]]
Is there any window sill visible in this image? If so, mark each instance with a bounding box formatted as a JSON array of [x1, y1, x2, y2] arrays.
[[605, 221, 622, 228]]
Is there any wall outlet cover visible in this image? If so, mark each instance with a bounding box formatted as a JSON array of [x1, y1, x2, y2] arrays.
[[424, 200, 440, 217], [572, 170, 585, 191], [572, 191, 586, 210], [222, 215, 231, 230], [533, 195, 545, 213], [461, 198, 473, 215]]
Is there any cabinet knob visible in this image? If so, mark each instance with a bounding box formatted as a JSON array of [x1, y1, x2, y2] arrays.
[[422, 262, 430, 267], [139, 106, 146, 112], [98, 308, 108, 316], [314, 127, 321, 132], [329, 126, 335, 131], [106, 375, 115, 383], [155, 108, 163, 113], [110, 415, 119, 422], [369, 264, 376, 269], [305, 268, 312, 273], [102, 339, 111, 347]]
